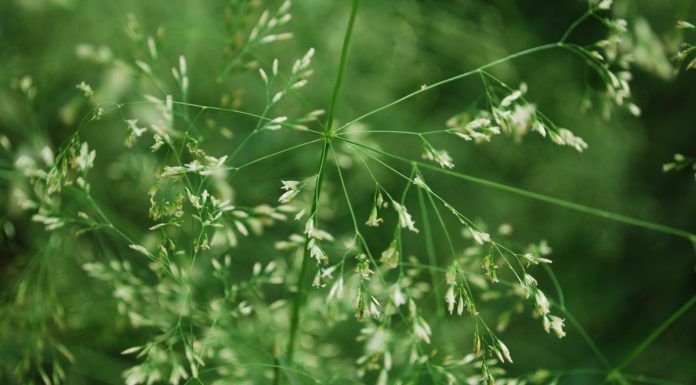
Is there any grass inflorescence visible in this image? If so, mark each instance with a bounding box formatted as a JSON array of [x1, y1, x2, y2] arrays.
[[1, 0, 695, 384]]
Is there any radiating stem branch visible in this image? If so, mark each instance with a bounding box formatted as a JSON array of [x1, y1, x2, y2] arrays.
[[335, 43, 560, 133], [335, 137, 696, 242]]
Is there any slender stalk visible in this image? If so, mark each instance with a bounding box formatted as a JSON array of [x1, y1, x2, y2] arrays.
[[560, 8, 594, 43], [286, 141, 328, 364], [417, 187, 445, 318], [614, 295, 696, 371], [335, 137, 696, 242], [285, 0, 361, 365], [232, 139, 323, 171], [335, 43, 560, 133], [543, 264, 566, 310], [325, 0, 361, 134]]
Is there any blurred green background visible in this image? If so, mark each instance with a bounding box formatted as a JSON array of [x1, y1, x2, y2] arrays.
[[1, 0, 694, 384]]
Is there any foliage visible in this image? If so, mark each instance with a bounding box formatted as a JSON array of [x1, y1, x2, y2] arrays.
[[1, 0, 695, 384]]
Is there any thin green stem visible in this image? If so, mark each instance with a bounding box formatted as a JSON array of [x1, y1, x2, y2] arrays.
[[285, 0, 361, 365], [614, 294, 696, 372], [325, 0, 361, 134], [285, 141, 328, 365], [335, 137, 696, 242], [345, 129, 450, 136], [417, 187, 445, 318], [335, 43, 560, 133], [560, 8, 595, 43], [561, 309, 613, 369], [332, 152, 441, 384], [544, 264, 566, 310], [231, 139, 323, 171]]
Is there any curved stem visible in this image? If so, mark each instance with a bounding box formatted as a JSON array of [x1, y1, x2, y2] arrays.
[[560, 8, 594, 43]]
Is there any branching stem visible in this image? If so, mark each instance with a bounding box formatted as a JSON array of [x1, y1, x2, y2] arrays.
[[285, 0, 361, 366]]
